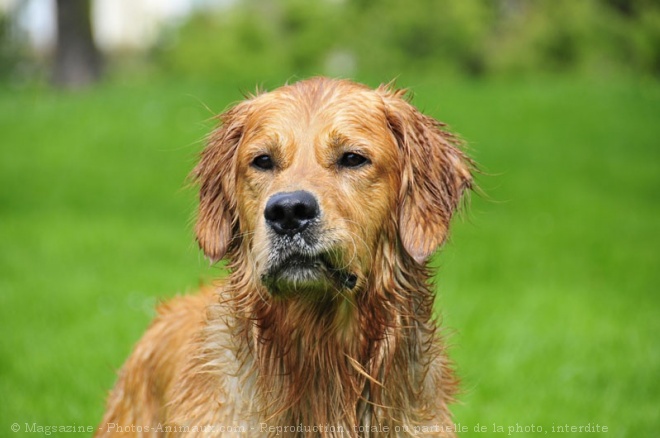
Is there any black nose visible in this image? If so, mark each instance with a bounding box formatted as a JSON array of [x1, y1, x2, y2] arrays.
[[264, 191, 320, 235]]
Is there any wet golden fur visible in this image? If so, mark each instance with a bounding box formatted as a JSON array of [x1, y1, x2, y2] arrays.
[[97, 78, 473, 437]]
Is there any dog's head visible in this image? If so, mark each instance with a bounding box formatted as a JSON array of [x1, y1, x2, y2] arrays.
[[194, 78, 472, 298]]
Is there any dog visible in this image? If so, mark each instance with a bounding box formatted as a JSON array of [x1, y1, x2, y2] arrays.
[[96, 77, 473, 437]]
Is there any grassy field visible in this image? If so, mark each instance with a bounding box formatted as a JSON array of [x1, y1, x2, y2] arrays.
[[0, 76, 658, 436]]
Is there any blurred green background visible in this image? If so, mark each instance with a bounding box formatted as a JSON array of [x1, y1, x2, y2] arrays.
[[1, 0, 658, 436]]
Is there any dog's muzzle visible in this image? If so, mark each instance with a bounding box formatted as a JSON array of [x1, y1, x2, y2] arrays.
[[261, 191, 357, 295]]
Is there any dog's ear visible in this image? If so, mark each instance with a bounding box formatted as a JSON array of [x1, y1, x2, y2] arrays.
[[192, 102, 249, 263], [380, 87, 473, 264]]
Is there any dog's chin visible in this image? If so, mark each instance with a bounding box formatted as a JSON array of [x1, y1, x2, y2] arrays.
[[261, 253, 357, 298]]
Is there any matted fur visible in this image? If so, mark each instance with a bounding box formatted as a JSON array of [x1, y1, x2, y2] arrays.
[[96, 78, 473, 437]]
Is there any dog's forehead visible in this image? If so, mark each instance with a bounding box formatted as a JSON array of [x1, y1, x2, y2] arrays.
[[246, 80, 388, 135]]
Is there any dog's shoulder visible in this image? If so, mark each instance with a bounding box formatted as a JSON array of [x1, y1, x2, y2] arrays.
[[154, 286, 216, 322], [97, 288, 219, 435]]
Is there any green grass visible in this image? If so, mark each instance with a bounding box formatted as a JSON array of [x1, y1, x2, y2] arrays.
[[1, 76, 658, 436]]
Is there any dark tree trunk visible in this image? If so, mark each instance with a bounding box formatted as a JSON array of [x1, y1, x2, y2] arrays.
[[52, 0, 103, 89]]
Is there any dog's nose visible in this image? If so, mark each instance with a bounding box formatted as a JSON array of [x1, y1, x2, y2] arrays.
[[265, 191, 320, 236]]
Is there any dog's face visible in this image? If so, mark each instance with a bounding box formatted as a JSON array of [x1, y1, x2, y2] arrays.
[[235, 84, 400, 296], [194, 78, 471, 299]]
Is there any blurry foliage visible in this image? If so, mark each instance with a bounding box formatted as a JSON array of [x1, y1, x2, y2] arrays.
[[155, 0, 341, 82], [0, 13, 22, 79], [155, 0, 660, 82]]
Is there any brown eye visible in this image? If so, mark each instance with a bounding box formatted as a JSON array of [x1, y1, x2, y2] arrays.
[[338, 152, 369, 168], [252, 154, 274, 170]]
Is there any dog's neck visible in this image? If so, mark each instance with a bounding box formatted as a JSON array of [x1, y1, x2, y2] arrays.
[[218, 243, 455, 432]]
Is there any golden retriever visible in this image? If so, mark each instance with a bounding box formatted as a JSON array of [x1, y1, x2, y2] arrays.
[[96, 77, 473, 437]]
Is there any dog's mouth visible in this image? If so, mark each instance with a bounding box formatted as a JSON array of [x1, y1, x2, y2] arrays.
[[261, 251, 357, 296]]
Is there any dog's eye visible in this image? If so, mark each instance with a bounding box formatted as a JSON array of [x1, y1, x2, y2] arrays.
[[338, 152, 369, 168], [252, 154, 275, 170]]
